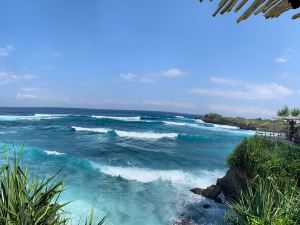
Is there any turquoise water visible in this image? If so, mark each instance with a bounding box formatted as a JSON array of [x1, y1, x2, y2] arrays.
[[0, 108, 254, 225]]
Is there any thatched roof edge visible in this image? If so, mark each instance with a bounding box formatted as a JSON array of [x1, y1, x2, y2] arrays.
[[200, 0, 300, 22]]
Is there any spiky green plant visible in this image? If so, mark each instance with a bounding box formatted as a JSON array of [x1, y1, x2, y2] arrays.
[[0, 148, 107, 225], [226, 176, 300, 225], [277, 106, 290, 117], [290, 108, 300, 117]]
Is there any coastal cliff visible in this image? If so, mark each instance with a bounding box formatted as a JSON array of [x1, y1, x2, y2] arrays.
[[190, 136, 300, 224], [199, 113, 286, 132]]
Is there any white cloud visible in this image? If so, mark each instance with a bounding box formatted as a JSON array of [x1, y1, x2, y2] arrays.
[[119, 73, 137, 82], [191, 76, 295, 100], [210, 76, 241, 86], [274, 56, 288, 64], [143, 100, 196, 109], [21, 87, 40, 92], [209, 104, 276, 118], [190, 88, 251, 99], [16, 94, 42, 100], [117, 68, 185, 83], [161, 68, 185, 77], [0, 45, 14, 57], [102, 99, 196, 110], [0, 70, 36, 85]]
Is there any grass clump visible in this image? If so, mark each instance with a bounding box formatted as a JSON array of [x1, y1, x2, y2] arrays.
[[0, 148, 107, 225], [226, 136, 300, 225]]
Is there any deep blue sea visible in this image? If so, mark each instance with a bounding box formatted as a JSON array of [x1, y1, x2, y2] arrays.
[[0, 107, 254, 225]]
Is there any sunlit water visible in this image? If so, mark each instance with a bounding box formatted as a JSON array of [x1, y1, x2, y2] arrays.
[[0, 108, 254, 225]]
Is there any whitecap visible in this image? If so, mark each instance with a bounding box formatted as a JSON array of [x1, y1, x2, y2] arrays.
[[0, 114, 68, 121], [195, 119, 204, 123], [92, 115, 141, 122], [163, 121, 201, 129], [114, 130, 178, 140], [92, 163, 224, 187], [210, 123, 240, 130], [44, 150, 65, 156], [72, 126, 111, 133]]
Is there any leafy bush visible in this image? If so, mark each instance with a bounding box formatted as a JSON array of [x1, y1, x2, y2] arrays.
[[0, 149, 107, 225]]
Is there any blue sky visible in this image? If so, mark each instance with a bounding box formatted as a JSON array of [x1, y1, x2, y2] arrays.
[[0, 0, 299, 117]]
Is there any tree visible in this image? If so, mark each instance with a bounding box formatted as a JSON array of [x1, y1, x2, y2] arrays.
[[277, 106, 290, 117]]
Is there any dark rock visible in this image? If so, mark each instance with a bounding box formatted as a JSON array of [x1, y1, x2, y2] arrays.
[[191, 168, 248, 202], [190, 185, 221, 199], [202, 204, 211, 209], [216, 168, 248, 201], [214, 192, 225, 204]]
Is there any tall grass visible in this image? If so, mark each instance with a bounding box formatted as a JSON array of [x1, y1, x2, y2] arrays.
[[226, 176, 300, 225], [226, 136, 300, 225], [0, 148, 107, 225]]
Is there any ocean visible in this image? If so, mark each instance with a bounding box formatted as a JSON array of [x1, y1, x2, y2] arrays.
[[0, 107, 255, 225]]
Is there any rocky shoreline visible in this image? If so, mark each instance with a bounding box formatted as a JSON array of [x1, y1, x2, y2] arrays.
[[190, 168, 248, 203], [200, 113, 285, 132]]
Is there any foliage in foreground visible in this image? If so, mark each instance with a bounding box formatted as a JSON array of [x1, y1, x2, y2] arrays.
[[226, 136, 300, 225], [226, 176, 300, 225], [0, 149, 107, 225]]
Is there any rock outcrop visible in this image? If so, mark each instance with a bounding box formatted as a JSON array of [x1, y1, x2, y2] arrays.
[[190, 168, 248, 202]]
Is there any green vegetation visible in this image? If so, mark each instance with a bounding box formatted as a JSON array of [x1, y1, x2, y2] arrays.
[[226, 136, 300, 225], [277, 105, 290, 117], [201, 113, 286, 132], [0, 148, 107, 225], [291, 108, 300, 117], [277, 105, 300, 117]]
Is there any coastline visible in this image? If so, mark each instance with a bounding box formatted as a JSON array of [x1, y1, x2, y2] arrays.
[[199, 113, 286, 132]]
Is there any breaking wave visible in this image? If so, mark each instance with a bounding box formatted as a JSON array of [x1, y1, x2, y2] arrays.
[[114, 130, 178, 140], [163, 121, 201, 129], [0, 114, 69, 121], [72, 126, 111, 133], [44, 150, 66, 156], [92, 163, 224, 187], [92, 115, 141, 122]]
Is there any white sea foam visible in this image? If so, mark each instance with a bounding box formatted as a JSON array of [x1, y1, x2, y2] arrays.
[[210, 123, 240, 130], [34, 113, 70, 117], [92, 115, 141, 122], [195, 119, 204, 123], [0, 114, 68, 121], [92, 163, 224, 187], [72, 126, 111, 133], [114, 130, 178, 140], [163, 121, 201, 129], [44, 150, 65, 156], [175, 116, 185, 119]]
